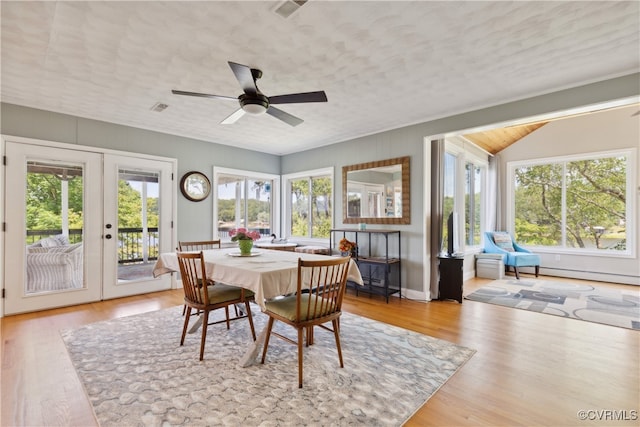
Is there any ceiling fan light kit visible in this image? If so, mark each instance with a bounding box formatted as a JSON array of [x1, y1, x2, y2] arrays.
[[172, 61, 327, 126], [240, 94, 269, 115]]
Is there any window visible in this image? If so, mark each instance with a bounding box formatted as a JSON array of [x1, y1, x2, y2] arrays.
[[213, 168, 279, 241], [284, 168, 333, 239], [509, 149, 634, 253], [443, 139, 487, 253]]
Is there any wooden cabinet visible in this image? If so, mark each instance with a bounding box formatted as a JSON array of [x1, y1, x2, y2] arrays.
[[329, 229, 401, 302], [438, 255, 464, 303]]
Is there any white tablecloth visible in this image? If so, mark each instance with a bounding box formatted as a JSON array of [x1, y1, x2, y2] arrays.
[[154, 248, 363, 310]]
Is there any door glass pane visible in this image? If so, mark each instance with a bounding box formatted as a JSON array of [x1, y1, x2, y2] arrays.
[[25, 161, 84, 294], [117, 169, 159, 282]]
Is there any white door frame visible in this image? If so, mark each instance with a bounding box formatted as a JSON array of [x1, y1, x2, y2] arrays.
[[102, 154, 174, 299]]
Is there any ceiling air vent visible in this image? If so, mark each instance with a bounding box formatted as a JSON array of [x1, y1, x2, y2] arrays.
[[151, 102, 169, 112], [274, 0, 307, 19]]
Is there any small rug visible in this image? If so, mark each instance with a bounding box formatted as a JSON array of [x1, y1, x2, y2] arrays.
[[61, 306, 475, 427], [465, 279, 640, 330]]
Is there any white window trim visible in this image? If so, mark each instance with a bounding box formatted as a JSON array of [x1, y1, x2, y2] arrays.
[[282, 167, 334, 243], [506, 148, 636, 258], [212, 166, 280, 240], [445, 138, 489, 253]]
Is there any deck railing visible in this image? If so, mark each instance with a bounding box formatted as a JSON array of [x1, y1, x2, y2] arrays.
[[27, 228, 159, 264], [27, 227, 273, 263]]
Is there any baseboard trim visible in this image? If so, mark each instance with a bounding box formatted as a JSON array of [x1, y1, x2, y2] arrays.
[[535, 267, 639, 285]]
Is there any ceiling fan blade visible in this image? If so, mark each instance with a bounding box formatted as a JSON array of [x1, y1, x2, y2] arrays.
[[228, 61, 258, 96], [221, 108, 246, 125], [266, 106, 303, 127], [171, 90, 237, 101], [269, 91, 328, 105]]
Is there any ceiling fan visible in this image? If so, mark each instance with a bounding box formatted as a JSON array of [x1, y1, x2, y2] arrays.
[[172, 61, 327, 127]]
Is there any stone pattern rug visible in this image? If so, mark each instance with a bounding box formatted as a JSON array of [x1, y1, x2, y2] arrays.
[[61, 306, 475, 426], [465, 279, 640, 330]]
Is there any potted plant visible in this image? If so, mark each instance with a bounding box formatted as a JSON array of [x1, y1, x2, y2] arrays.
[[229, 228, 261, 255], [339, 238, 357, 257]]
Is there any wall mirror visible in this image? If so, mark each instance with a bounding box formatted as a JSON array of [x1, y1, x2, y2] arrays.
[[342, 156, 410, 224]]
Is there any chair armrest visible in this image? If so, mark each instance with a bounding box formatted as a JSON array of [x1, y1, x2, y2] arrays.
[[512, 241, 532, 253]]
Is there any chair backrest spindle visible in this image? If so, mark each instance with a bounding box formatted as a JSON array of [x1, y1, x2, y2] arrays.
[[178, 240, 222, 252]]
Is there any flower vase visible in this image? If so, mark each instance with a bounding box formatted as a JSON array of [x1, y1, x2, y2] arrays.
[[238, 239, 253, 255]]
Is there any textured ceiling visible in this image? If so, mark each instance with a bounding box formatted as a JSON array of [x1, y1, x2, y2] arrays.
[[1, 1, 639, 155]]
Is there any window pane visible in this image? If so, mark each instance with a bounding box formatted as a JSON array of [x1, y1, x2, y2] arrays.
[[288, 174, 332, 239], [247, 179, 271, 236], [311, 176, 332, 238], [290, 178, 309, 237], [565, 156, 626, 250], [514, 164, 563, 246], [514, 155, 628, 251], [442, 152, 456, 252], [465, 163, 482, 246], [217, 174, 243, 239], [217, 174, 273, 239]]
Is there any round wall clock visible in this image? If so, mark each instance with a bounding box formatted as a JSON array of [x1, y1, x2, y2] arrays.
[[180, 171, 211, 202]]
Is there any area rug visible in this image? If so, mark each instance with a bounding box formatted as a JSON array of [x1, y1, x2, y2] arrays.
[[465, 279, 640, 330], [61, 306, 475, 427]]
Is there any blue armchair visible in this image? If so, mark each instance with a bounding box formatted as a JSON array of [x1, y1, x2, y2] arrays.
[[483, 232, 540, 279]]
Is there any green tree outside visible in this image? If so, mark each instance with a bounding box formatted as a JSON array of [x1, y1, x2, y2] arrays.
[[514, 156, 626, 250]]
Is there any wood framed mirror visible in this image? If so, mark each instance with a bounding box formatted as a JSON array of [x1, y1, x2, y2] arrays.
[[342, 156, 410, 224]]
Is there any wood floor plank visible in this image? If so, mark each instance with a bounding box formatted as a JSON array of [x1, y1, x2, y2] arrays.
[[1, 276, 638, 426]]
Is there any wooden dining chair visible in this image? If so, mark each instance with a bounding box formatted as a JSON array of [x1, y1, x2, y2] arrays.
[[260, 256, 351, 388], [178, 240, 222, 315], [176, 251, 256, 361]]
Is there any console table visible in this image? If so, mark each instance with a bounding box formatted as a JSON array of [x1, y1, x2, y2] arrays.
[[330, 228, 401, 302]]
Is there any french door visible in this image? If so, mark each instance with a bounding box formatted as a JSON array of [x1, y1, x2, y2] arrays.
[[3, 139, 174, 314], [102, 154, 173, 299]]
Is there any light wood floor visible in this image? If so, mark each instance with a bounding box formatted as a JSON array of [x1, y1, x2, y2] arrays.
[[2, 275, 638, 426]]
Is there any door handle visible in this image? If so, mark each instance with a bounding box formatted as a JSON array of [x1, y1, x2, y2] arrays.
[[105, 234, 112, 239]]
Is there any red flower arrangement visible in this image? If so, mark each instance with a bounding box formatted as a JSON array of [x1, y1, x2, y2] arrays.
[[229, 227, 261, 241], [339, 238, 357, 253]]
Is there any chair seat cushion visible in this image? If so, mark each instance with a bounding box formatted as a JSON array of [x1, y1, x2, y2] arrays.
[[506, 252, 541, 267], [264, 294, 336, 321], [202, 284, 254, 304]]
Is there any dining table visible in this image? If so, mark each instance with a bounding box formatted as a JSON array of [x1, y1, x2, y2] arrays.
[[153, 247, 364, 366]]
